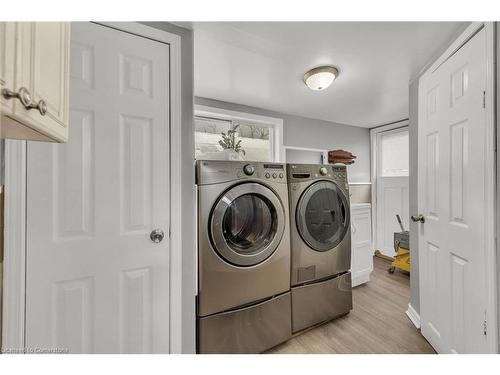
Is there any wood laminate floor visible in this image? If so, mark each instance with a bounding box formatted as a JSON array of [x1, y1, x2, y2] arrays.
[[268, 256, 435, 354]]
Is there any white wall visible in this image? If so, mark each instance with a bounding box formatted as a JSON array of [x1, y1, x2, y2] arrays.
[[286, 148, 324, 164], [195, 97, 371, 183], [141, 22, 195, 354], [496, 23, 500, 350]]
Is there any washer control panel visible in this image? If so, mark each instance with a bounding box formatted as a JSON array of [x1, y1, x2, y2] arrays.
[[236, 163, 285, 181], [195, 160, 288, 185], [242, 163, 284, 181], [258, 163, 285, 182]]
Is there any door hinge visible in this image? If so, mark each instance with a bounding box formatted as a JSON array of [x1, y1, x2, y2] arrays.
[[483, 91, 486, 108], [483, 311, 488, 336]]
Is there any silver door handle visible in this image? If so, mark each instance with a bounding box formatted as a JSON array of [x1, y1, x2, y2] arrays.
[[2, 87, 47, 115], [411, 214, 425, 223], [150, 229, 165, 243]]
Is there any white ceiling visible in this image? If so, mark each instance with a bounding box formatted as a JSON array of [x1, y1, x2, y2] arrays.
[[191, 22, 467, 128]]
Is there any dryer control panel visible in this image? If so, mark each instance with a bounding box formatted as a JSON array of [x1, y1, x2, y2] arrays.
[[287, 163, 348, 184]]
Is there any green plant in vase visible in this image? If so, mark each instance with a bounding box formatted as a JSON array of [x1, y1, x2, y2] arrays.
[[219, 124, 246, 157]]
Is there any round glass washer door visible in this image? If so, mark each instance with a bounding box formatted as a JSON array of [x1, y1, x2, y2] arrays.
[[210, 182, 285, 267], [296, 180, 350, 252]]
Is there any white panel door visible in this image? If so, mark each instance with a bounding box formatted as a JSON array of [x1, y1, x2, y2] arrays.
[[418, 27, 489, 353], [25, 22, 170, 353], [375, 128, 409, 257]]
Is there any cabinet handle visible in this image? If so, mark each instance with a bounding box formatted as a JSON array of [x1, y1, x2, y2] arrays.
[[2, 87, 32, 107], [26, 99, 48, 116], [2, 87, 47, 116]]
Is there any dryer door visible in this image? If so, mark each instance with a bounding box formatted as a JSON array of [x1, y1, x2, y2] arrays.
[[210, 183, 285, 266], [296, 180, 350, 252]]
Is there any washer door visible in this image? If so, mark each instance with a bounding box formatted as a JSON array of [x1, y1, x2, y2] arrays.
[[210, 183, 285, 266], [296, 180, 350, 252]]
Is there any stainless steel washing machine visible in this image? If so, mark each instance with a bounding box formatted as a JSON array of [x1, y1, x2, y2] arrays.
[[287, 163, 353, 333], [196, 160, 292, 353]]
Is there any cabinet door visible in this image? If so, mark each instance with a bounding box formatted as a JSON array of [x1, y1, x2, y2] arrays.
[[14, 22, 70, 141], [352, 209, 371, 243], [0, 22, 17, 116], [351, 207, 373, 286]]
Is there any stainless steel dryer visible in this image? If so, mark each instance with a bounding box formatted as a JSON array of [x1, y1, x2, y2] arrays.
[[287, 163, 353, 333], [196, 160, 292, 353]]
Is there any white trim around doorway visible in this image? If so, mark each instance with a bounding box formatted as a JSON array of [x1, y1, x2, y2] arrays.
[[482, 21, 497, 355], [1, 140, 26, 352]]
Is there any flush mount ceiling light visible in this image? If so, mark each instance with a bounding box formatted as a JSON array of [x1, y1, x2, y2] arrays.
[[303, 66, 339, 91]]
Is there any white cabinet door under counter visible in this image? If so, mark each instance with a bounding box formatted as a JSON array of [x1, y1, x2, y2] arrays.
[[350, 203, 373, 287]]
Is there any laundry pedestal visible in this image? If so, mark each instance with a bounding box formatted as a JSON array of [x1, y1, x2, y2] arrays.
[[198, 292, 291, 354], [291, 272, 352, 333]]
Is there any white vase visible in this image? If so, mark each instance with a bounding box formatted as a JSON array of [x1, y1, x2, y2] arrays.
[[224, 149, 243, 161], [198, 149, 243, 161]]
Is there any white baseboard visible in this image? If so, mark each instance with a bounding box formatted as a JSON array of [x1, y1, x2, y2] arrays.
[[406, 303, 421, 329]]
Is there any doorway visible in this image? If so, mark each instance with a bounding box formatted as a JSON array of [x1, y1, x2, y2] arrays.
[[371, 122, 410, 258]]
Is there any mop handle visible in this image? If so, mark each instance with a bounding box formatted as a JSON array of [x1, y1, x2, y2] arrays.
[[396, 214, 405, 232]]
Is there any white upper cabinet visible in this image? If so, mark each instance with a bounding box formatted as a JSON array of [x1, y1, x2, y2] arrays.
[[0, 22, 70, 142], [0, 22, 16, 115]]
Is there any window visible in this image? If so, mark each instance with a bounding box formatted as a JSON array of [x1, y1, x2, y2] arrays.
[[379, 129, 409, 177], [194, 115, 275, 162]]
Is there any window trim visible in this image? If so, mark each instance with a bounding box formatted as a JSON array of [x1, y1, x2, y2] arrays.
[[194, 104, 284, 162]]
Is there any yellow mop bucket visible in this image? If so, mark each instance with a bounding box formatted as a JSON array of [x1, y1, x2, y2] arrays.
[[388, 215, 410, 274]]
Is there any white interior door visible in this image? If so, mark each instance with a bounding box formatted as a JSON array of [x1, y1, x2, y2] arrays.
[[25, 22, 170, 353], [418, 27, 490, 353], [375, 127, 409, 257]]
